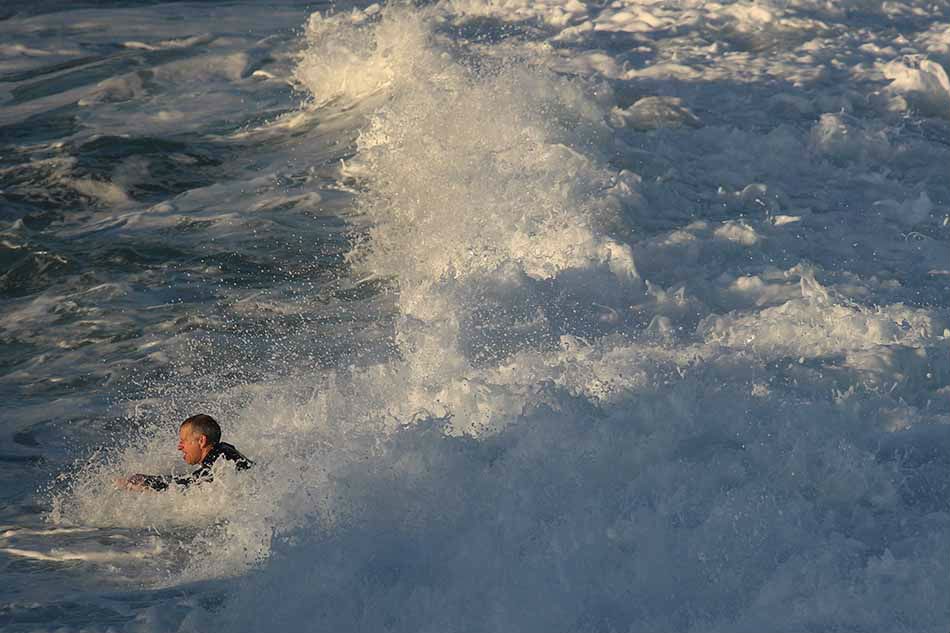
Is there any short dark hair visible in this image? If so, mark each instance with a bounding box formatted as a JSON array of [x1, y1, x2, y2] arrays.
[[182, 414, 221, 445]]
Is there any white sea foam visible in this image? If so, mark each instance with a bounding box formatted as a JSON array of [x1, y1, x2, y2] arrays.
[[882, 57, 950, 119], [173, 5, 950, 631]]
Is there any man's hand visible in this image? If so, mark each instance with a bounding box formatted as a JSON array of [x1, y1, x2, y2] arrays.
[[114, 473, 149, 491]]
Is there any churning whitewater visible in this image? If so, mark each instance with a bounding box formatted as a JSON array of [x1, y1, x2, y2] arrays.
[[1, 0, 949, 631]]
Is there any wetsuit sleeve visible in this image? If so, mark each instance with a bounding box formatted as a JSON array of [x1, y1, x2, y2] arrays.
[[136, 474, 172, 491], [173, 463, 213, 488], [173, 474, 198, 487], [140, 453, 243, 491], [134, 474, 199, 490]]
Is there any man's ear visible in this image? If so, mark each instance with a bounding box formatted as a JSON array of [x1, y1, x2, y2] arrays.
[[197, 434, 208, 448]]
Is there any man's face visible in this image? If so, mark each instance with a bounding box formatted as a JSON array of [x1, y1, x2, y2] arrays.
[[177, 424, 207, 465]]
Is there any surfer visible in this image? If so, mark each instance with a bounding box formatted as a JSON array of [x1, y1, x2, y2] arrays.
[[115, 414, 253, 492]]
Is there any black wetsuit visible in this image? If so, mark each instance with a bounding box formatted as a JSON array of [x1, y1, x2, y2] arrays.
[[138, 442, 253, 491]]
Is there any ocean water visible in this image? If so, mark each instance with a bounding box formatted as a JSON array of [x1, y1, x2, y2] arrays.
[[1, 0, 950, 630]]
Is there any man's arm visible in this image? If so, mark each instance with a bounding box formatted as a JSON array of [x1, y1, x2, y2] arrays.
[[115, 473, 172, 492], [116, 462, 222, 492]]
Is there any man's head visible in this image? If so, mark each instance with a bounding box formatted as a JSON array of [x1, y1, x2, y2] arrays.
[[177, 414, 221, 465]]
